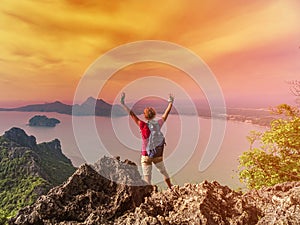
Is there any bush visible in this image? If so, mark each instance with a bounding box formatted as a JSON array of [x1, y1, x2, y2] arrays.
[[238, 104, 300, 189], [0, 209, 8, 225]]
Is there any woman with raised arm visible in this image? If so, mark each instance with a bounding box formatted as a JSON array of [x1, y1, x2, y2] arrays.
[[120, 93, 174, 188]]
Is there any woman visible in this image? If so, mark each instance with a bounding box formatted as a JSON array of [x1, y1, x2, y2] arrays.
[[120, 93, 173, 188]]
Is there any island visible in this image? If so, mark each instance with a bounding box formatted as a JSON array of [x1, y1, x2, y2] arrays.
[[28, 115, 60, 127]]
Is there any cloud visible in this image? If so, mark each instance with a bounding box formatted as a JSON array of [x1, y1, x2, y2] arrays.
[[2, 10, 38, 26], [0, 0, 299, 105], [12, 48, 34, 58], [163, 1, 300, 62]]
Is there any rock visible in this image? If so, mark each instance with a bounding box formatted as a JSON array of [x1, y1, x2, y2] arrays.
[[3, 127, 37, 148], [28, 115, 60, 127], [93, 156, 144, 186], [0, 127, 76, 222], [10, 156, 153, 225], [243, 181, 300, 224], [9, 154, 300, 225], [115, 181, 260, 225]]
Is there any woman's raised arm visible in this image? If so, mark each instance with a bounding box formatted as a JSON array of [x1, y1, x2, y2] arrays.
[[120, 93, 140, 126], [162, 94, 174, 122]]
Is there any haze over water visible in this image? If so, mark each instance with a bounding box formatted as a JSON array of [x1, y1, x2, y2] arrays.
[[0, 111, 265, 189]]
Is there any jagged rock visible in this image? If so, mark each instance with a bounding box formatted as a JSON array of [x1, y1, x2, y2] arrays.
[[10, 157, 153, 225], [243, 181, 300, 224], [93, 156, 144, 186], [9, 155, 300, 225], [4, 127, 37, 148], [115, 181, 260, 225]]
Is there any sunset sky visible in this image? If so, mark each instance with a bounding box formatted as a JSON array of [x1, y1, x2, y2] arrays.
[[0, 0, 299, 107]]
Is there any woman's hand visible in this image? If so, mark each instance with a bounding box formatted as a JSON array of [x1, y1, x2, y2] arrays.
[[120, 92, 125, 105], [168, 94, 174, 103]]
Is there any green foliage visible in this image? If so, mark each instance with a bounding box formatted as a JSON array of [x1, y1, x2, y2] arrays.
[[0, 137, 48, 223], [36, 142, 76, 186], [0, 176, 48, 223], [0, 133, 76, 223], [239, 104, 300, 189], [0, 208, 8, 225]]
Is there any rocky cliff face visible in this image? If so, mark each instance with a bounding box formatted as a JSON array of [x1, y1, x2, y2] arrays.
[[2, 127, 75, 186], [116, 181, 300, 225], [3, 127, 37, 149], [10, 156, 153, 225], [117, 182, 259, 225], [244, 181, 300, 224], [9, 155, 300, 225], [0, 127, 76, 222]]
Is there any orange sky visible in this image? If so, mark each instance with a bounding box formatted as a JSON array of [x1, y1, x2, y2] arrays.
[[0, 0, 300, 107]]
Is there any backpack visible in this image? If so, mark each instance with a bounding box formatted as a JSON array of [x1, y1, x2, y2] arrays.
[[146, 120, 165, 158]]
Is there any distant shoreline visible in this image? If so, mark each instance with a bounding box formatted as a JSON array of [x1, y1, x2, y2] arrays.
[[0, 98, 275, 127]]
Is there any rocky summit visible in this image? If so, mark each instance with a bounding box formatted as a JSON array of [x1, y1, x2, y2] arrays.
[[3, 127, 37, 149], [9, 156, 300, 225], [244, 181, 300, 225], [10, 156, 153, 225], [116, 181, 300, 225]]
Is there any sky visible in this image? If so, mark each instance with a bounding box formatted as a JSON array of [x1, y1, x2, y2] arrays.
[[0, 0, 300, 108]]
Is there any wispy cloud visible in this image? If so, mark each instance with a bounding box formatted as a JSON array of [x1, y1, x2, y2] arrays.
[[0, 0, 299, 105]]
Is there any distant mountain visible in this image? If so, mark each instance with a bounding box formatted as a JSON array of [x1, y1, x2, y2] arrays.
[[0, 97, 180, 117], [72, 97, 125, 117], [0, 97, 126, 117], [0, 101, 72, 114], [0, 97, 210, 118], [0, 97, 276, 126], [0, 127, 76, 223]]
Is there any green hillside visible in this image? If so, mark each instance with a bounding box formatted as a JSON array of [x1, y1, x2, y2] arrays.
[[0, 128, 76, 224]]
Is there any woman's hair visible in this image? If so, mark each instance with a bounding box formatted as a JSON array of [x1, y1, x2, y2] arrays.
[[144, 107, 156, 120]]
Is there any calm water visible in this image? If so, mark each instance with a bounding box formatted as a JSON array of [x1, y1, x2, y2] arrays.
[[0, 111, 264, 189]]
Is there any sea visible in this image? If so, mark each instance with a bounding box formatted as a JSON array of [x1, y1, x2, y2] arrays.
[[0, 111, 265, 189]]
